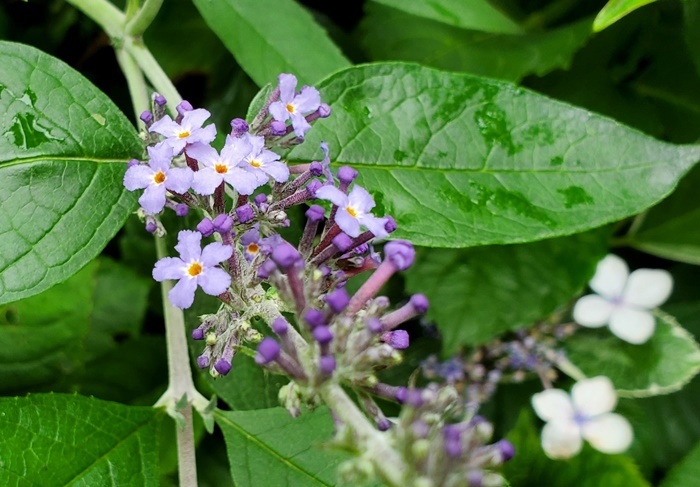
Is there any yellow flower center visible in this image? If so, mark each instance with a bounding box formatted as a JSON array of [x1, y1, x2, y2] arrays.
[[346, 205, 358, 218], [215, 163, 228, 174], [250, 158, 262, 168], [178, 130, 190, 139], [286, 103, 295, 114], [153, 171, 166, 184], [247, 243, 259, 254], [187, 262, 203, 277]]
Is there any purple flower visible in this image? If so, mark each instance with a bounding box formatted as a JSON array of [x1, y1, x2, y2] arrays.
[[315, 184, 388, 238], [269, 74, 321, 138], [149, 108, 216, 153], [123, 143, 193, 214], [152, 230, 232, 309], [187, 138, 259, 196], [233, 133, 290, 184]]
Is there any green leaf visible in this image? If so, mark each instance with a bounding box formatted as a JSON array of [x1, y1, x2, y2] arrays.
[[0, 258, 151, 394], [565, 311, 700, 397], [215, 407, 349, 486], [360, 4, 590, 82], [627, 165, 700, 265], [287, 63, 700, 248], [659, 438, 700, 486], [370, 0, 521, 34], [684, 0, 700, 77], [0, 41, 141, 305], [594, 0, 659, 32], [404, 230, 608, 350], [504, 411, 650, 487], [0, 394, 162, 485], [192, 0, 351, 86]]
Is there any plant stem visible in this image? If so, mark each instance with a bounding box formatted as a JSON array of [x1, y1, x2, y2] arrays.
[[124, 36, 181, 113], [155, 236, 201, 487], [65, 0, 125, 39], [115, 47, 150, 121], [319, 383, 406, 486], [126, 0, 165, 37]]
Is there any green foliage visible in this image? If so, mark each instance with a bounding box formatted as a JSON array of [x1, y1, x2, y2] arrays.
[[0, 394, 162, 485], [370, 0, 521, 34], [659, 439, 700, 487], [192, 0, 350, 86], [360, 4, 591, 81], [504, 411, 650, 487], [289, 63, 700, 248], [215, 407, 351, 486], [594, 0, 659, 32], [404, 230, 609, 350], [0, 41, 141, 305], [565, 312, 700, 397]]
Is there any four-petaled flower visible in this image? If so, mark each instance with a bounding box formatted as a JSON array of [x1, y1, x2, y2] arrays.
[[149, 108, 216, 153], [186, 138, 260, 196], [123, 143, 193, 214], [315, 184, 388, 238], [573, 254, 673, 344], [237, 133, 290, 185], [532, 376, 633, 459], [269, 73, 321, 138], [153, 230, 232, 309]]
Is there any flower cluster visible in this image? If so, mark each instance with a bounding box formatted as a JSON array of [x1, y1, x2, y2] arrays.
[[125, 74, 515, 486]]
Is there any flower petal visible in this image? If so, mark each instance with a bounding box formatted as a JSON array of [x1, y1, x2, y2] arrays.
[[149, 115, 180, 137], [278, 73, 298, 103], [348, 185, 377, 213], [290, 113, 311, 138], [139, 183, 167, 214], [315, 185, 347, 207], [532, 389, 574, 422], [185, 142, 218, 167], [359, 214, 389, 238], [572, 294, 614, 328], [541, 420, 583, 460], [335, 208, 362, 237], [174, 230, 202, 262], [589, 254, 629, 300], [223, 167, 261, 195], [200, 242, 233, 267], [168, 277, 198, 309], [181, 108, 211, 131], [153, 257, 186, 281], [609, 307, 656, 344], [294, 86, 321, 113], [123, 165, 153, 191], [623, 269, 673, 309], [192, 168, 223, 195], [262, 160, 290, 183], [571, 376, 617, 417], [197, 267, 231, 296], [222, 136, 253, 166], [269, 102, 290, 122], [164, 167, 193, 194], [581, 413, 633, 454]]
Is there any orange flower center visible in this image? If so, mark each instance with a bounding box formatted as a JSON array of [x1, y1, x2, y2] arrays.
[[153, 171, 166, 184], [247, 243, 259, 254], [187, 262, 203, 277], [346, 206, 358, 218], [178, 130, 190, 139], [250, 159, 262, 168], [215, 163, 228, 174], [286, 103, 295, 114]]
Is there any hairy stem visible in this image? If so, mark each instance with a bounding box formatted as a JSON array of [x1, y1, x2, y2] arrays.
[[114, 47, 149, 122], [65, 0, 125, 38], [125, 0, 165, 37], [124, 36, 181, 113]]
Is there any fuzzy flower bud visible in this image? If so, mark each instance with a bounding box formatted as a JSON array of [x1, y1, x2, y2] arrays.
[[255, 338, 281, 365]]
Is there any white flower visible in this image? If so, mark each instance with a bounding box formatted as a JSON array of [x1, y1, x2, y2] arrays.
[[532, 376, 633, 459], [572, 254, 672, 344]]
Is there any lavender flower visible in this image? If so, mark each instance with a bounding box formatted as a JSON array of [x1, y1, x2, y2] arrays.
[[152, 230, 232, 309], [237, 133, 290, 184], [149, 108, 216, 153], [123, 143, 193, 214], [269, 73, 321, 138], [186, 138, 259, 196], [315, 184, 388, 238]]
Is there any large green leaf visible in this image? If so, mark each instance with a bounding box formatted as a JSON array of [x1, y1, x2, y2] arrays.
[[370, 0, 521, 34], [360, 4, 591, 82], [0, 258, 150, 394], [565, 311, 700, 397], [684, 0, 700, 77], [288, 63, 700, 248], [0, 41, 141, 305], [0, 394, 162, 485], [594, 0, 659, 32], [192, 0, 350, 87], [659, 439, 700, 487], [215, 407, 349, 486], [627, 165, 700, 265], [504, 411, 650, 487], [404, 230, 609, 351]]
